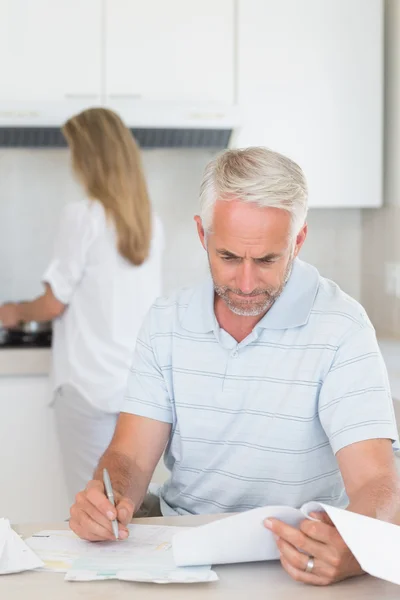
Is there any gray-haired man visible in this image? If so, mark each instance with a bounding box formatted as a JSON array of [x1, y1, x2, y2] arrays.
[[70, 147, 399, 586]]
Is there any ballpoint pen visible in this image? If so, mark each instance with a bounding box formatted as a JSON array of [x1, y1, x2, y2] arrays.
[[103, 468, 119, 540]]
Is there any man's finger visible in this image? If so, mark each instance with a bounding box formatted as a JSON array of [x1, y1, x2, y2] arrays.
[[116, 497, 135, 526], [276, 533, 335, 568], [85, 483, 117, 520], [309, 511, 334, 526], [300, 517, 338, 546], [75, 495, 116, 533], [280, 555, 330, 587], [265, 518, 322, 557], [72, 509, 116, 541]]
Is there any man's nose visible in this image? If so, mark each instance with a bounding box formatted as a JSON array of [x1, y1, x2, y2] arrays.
[[236, 261, 258, 294]]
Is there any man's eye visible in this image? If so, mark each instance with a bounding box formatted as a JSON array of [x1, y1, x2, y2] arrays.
[[222, 256, 237, 261]]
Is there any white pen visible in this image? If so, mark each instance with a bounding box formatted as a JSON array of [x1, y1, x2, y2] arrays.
[[103, 468, 119, 540]]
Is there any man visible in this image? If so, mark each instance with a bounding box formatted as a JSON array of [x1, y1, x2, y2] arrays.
[[70, 147, 399, 586]]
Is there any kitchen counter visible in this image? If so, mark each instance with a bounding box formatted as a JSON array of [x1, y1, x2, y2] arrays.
[[0, 348, 51, 376]]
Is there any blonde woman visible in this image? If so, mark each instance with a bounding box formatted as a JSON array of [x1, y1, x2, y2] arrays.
[[0, 108, 164, 502]]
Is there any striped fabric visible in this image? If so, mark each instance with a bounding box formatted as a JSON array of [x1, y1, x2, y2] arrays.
[[122, 259, 398, 516]]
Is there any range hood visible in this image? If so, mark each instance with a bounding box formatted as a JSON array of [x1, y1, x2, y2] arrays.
[[0, 100, 240, 149]]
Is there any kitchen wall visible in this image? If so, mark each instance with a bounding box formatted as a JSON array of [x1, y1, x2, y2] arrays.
[[0, 147, 362, 304], [361, 0, 400, 337]]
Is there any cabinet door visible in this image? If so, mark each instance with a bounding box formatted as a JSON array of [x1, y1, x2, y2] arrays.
[[0, 375, 69, 523], [105, 0, 234, 104], [0, 0, 101, 105], [236, 0, 383, 208]]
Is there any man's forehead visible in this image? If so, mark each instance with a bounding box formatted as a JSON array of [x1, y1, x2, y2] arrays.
[[212, 200, 291, 230]]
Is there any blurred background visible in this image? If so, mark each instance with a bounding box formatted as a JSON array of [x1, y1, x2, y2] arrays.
[[1, 0, 399, 523]]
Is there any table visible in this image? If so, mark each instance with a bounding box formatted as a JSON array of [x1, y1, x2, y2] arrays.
[[1, 514, 398, 599]]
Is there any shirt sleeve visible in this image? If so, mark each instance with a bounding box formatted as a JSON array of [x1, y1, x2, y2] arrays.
[[121, 310, 173, 424], [319, 324, 399, 455], [42, 202, 95, 304]]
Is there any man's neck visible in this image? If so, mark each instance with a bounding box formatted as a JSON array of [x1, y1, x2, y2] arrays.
[[214, 296, 268, 343]]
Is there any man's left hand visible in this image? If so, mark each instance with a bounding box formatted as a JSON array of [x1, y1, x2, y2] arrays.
[[0, 303, 19, 328], [264, 512, 363, 586]]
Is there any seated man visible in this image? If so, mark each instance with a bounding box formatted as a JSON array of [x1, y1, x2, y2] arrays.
[[70, 147, 399, 586]]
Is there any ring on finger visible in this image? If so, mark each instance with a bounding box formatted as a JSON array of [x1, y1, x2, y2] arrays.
[[305, 556, 315, 573]]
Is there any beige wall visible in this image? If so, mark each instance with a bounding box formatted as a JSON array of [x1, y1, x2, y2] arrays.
[[362, 0, 400, 337]]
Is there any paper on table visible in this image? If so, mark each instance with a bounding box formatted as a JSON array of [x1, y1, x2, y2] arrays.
[[65, 524, 217, 583], [0, 518, 43, 574], [26, 529, 93, 572], [172, 505, 304, 567], [27, 524, 217, 583]]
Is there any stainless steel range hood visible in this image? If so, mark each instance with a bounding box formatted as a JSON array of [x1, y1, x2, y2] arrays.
[[0, 101, 240, 149]]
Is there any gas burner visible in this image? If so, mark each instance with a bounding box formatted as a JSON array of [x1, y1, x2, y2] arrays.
[[0, 329, 52, 348]]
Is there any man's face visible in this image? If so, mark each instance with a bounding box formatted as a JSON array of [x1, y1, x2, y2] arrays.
[[195, 200, 307, 317]]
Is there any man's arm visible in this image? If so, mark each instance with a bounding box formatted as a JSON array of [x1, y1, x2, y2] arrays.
[[94, 413, 171, 512], [70, 413, 171, 541], [0, 283, 65, 327], [337, 438, 400, 522], [264, 322, 400, 585]]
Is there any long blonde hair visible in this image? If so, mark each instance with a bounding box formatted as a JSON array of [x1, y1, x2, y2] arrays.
[[62, 107, 151, 266]]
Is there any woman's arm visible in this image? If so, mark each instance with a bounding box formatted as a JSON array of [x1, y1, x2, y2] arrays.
[[0, 283, 66, 327]]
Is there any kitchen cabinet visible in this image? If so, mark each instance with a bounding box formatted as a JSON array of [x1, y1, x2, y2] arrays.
[[0, 351, 168, 524], [0, 374, 69, 523], [104, 0, 235, 105], [235, 0, 383, 208], [0, 0, 102, 111]]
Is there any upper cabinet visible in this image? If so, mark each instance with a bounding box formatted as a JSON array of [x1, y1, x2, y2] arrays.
[[0, 0, 383, 207], [235, 0, 383, 208], [104, 0, 235, 105], [0, 0, 102, 109]]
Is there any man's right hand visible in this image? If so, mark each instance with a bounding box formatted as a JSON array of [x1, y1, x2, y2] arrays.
[[69, 480, 135, 541]]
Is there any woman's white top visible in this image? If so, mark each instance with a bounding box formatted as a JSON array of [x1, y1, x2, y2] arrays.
[[43, 199, 164, 412]]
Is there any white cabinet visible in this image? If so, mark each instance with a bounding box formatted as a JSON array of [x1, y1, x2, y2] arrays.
[[236, 0, 383, 208], [104, 0, 234, 104], [0, 0, 101, 110], [0, 374, 69, 524]]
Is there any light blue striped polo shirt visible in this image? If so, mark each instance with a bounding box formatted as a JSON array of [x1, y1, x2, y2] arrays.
[[122, 259, 398, 516]]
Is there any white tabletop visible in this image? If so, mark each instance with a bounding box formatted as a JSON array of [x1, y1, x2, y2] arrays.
[[1, 514, 399, 599]]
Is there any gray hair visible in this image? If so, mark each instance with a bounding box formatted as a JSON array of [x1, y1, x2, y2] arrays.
[[199, 147, 308, 237]]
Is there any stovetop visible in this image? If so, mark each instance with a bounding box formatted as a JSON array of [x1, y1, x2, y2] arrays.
[[0, 330, 52, 348]]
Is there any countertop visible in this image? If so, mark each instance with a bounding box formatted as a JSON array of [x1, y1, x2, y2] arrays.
[[1, 515, 399, 599], [0, 348, 51, 376]]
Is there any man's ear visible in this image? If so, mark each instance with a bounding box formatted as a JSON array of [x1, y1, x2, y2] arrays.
[[293, 222, 308, 258], [194, 215, 207, 250]]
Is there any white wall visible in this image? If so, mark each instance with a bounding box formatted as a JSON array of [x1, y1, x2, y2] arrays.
[[0, 148, 362, 304]]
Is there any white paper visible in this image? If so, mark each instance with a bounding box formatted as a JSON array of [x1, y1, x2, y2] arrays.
[[172, 505, 305, 567], [26, 529, 93, 572], [0, 518, 43, 574], [27, 524, 217, 583], [311, 502, 400, 587], [173, 500, 400, 588]]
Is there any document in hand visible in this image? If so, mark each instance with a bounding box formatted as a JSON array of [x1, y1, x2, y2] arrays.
[[0, 518, 43, 574], [172, 501, 400, 586]]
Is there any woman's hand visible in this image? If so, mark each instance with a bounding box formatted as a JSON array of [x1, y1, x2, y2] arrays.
[[0, 303, 19, 328]]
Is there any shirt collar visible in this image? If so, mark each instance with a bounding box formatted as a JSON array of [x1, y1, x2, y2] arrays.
[[181, 258, 320, 333]]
